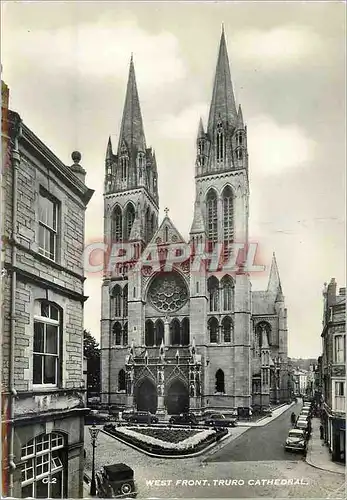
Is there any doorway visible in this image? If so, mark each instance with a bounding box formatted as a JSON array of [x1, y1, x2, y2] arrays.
[[166, 379, 189, 415], [135, 378, 158, 414]]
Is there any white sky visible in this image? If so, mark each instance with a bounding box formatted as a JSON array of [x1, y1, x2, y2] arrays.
[[2, 1, 345, 358]]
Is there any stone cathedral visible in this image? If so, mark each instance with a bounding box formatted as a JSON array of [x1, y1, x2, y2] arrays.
[[100, 30, 290, 416]]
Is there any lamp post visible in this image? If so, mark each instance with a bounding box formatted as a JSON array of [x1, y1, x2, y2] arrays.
[[89, 412, 100, 496]]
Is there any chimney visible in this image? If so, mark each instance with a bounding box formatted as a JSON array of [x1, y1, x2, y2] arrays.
[[1, 80, 9, 109], [327, 278, 337, 306], [70, 151, 86, 183], [339, 287, 346, 297]]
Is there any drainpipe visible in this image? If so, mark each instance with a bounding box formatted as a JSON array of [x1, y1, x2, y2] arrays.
[[8, 119, 22, 497]]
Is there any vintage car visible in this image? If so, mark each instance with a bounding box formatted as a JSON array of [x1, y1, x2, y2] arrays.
[[127, 411, 159, 424], [96, 463, 136, 497], [169, 413, 199, 425], [285, 429, 307, 453], [85, 411, 110, 425], [300, 410, 311, 418], [204, 413, 238, 427], [260, 406, 273, 417], [295, 419, 310, 437]]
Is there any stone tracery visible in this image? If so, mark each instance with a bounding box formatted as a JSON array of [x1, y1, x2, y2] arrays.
[[148, 273, 188, 313]]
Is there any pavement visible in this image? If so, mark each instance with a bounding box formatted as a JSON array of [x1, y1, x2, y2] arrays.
[[237, 402, 295, 427], [305, 417, 345, 475]]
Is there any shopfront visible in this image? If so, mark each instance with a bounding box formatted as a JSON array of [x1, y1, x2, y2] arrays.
[[332, 418, 345, 463]]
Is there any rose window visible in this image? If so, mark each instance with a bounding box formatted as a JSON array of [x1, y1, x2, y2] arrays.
[[148, 273, 188, 312]]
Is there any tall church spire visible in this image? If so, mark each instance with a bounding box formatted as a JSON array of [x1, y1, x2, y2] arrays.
[[118, 56, 146, 153], [207, 28, 237, 135], [267, 252, 283, 295]]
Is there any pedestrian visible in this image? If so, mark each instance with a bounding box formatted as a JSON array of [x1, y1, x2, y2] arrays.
[[291, 412, 296, 426], [320, 424, 324, 440]]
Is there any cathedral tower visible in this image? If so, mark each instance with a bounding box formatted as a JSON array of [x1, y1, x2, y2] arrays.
[[190, 27, 252, 410], [101, 56, 159, 406]]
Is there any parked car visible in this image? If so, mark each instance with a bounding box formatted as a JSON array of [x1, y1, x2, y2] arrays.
[[127, 411, 158, 424], [96, 463, 136, 497], [261, 406, 273, 417], [169, 413, 199, 425], [121, 410, 135, 421], [285, 429, 307, 454], [85, 411, 110, 425], [295, 419, 310, 437], [300, 410, 310, 418], [204, 413, 237, 427]]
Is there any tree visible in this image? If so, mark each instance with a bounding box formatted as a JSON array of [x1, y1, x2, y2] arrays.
[[83, 330, 100, 395]]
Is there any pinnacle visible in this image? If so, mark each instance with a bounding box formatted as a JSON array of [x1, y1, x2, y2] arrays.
[[106, 136, 113, 161], [267, 252, 283, 295], [236, 104, 244, 128], [197, 117, 205, 138]]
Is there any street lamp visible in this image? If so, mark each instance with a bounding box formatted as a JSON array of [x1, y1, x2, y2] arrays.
[[89, 411, 100, 496]]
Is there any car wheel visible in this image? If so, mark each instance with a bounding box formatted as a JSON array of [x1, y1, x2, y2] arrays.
[[120, 483, 133, 495]]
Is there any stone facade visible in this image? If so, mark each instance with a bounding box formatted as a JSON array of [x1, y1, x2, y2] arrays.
[[1, 81, 93, 497], [320, 279, 346, 463], [100, 32, 290, 417]]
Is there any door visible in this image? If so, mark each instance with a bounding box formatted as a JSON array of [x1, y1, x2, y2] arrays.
[[166, 379, 189, 415], [135, 378, 158, 414]]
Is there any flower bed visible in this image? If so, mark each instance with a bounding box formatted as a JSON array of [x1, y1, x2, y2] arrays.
[[134, 427, 199, 443], [103, 424, 228, 456]]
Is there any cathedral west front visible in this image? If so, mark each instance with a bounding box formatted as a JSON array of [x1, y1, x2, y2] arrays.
[[100, 29, 291, 416]]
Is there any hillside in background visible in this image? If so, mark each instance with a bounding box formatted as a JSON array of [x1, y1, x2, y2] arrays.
[[289, 358, 318, 371]]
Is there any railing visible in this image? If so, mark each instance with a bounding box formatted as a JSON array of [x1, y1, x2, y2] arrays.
[[334, 396, 346, 413]]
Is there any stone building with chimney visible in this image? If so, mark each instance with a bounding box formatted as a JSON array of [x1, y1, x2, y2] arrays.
[[1, 81, 93, 497], [100, 30, 290, 417]]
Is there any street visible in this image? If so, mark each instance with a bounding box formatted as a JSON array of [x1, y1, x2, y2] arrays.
[[84, 404, 345, 498], [208, 401, 303, 462]]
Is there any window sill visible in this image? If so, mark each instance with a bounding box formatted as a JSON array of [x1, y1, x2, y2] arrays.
[[17, 387, 86, 398]]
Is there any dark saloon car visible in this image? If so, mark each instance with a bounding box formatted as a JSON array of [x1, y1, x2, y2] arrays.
[[204, 413, 237, 427], [85, 411, 110, 425], [284, 429, 307, 454], [96, 463, 136, 497], [169, 413, 199, 425], [127, 411, 158, 424]]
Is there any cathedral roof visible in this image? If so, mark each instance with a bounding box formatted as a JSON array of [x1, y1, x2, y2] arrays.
[[118, 55, 146, 154], [148, 210, 186, 246], [251, 291, 277, 315], [207, 27, 238, 135]]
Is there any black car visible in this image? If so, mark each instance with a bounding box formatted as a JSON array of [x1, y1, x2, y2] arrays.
[[204, 413, 237, 427], [85, 411, 110, 425], [127, 411, 158, 424], [169, 413, 199, 425], [96, 463, 136, 498]]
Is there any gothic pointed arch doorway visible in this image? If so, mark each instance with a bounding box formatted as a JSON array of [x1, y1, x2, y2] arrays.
[[135, 378, 158, 414], [165, 379, 189, 415]]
